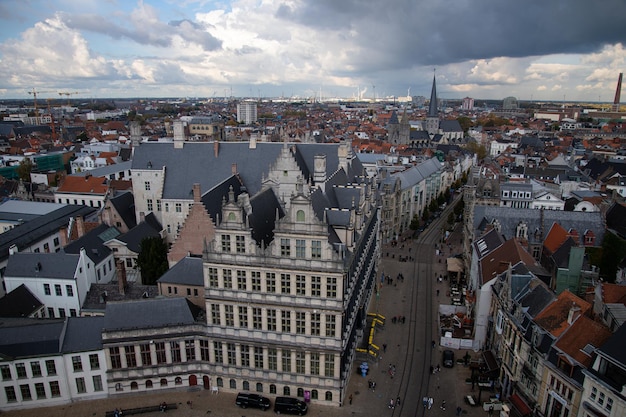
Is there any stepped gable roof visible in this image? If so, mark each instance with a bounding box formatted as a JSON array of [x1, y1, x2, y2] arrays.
[[132, 142, 345, 200], [0, 320, 65, 358], [103, 297, 197, 331], [534, 290, 591, 338], [113, 212, 162, 253], [61, 316, 105, 353], [5, 252, 80, 280], [201, 175, 244, 223], [0, 284, 43, 318], [597, 321, 626, 366], [157, 256, 203, 286], [554, 315, 611, 368], [108, 190, 136, 229], [247, 187, 284, 247], [63, 223, 117, 264], [480, 238, 536, 285], [0, 205, 96, 263]]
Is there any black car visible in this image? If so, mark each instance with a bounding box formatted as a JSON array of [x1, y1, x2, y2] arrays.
[[443, 350, 454, 368], [274, 396, 308, 415], [236, 392, 271, 410]]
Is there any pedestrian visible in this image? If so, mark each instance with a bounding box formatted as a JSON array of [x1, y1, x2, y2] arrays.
[[388, 399, 395, 409], [383, 343, 387, 353], [114, 409, 122, 417], [441, 400, 446, 411], [456, 406, 462, 416], [349, 394, 353, 405], [432, 340, 436, 349], [489, 405, 494, 416], [436, 289, 440, 297], [430, 365, 434, 374], [396, 396, 401, 406]]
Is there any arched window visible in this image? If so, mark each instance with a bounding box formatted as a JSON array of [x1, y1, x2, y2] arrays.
[[230, 379, 237, 389], [283, 386, 290, 396], [175, 377, 182, 385], [296, 210, 305, 222], [146, 380, 153, 389], [269, 384, 276, 394], [325, 391, 333, 401], [311, 390, 318, 400], [217, 377, 224, 387], [130, 382, 138, 390], [256, 383, 263, 393], [243, 381, 250, 391], [160, 378, 167, 387], [228, 212, 236, 221], [297, 388, 304, 397], [115, 383, 123, 391]]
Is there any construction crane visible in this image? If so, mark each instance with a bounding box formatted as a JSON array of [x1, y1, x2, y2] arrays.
[[27, 88, 54, 117], [58, 91, 82, 106]]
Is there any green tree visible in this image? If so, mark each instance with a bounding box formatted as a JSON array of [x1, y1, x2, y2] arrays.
[[596, 232, 626, 283], [457, 116, 473, 133], [465, 141, 488, 160], [16, 159, 33, 182], [409, 214, 420, 231], [136, 237, 169, 285]]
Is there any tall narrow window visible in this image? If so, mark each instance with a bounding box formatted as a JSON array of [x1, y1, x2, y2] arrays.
[[223, 269, 233, 288], [326, 315, 336, 337], [185, 340, 196, 361], [170, 342, 181, 363], [296, 312, 306, 334], [267, 309, 277, 331], [140, 344, 152, 366], [200, 340, 210, 361], [266, 272, 276, 293], [280, 238, 290, 256], [268, 348, 278, 371], [254, 346, 264, 368], [311, 313, 321, 336], [155, 342, 166, 364], [236, 235, 246, 253], [280, 274, 291, 294], [213, 342, 223, 364], [72, 356, 83, 372], [208, 268, 218, 287], [326, 277, 337, 298], [282, 311, 291, 333], [311, 276, 321, 297], [296, 351, 306, 374], [110, 347, 122, 369], [225, 305, 234, 326], [310, 352, 320, 375], [221, 235, 231, 252], [296, 239, 306, 258], [253, 307, 263, 330], [237, 270, 247, 290], [282, 350, 291, 372], [227, 343, 237, 365], [251, 271, 261, 291], [239, 306, 248, 328], [296, 275, 306, 295], [311, 240, 322, 258], [240, 345, 250, 367]]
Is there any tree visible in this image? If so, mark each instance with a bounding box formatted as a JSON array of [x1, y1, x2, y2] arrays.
[[16, 159, 33, 182], [457, 116, 473, 133], [409, 215, 420, 231], [136, 237, 169, 285]]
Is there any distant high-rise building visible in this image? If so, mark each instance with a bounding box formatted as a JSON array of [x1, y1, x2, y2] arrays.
[[462, 97, 474, 111], [237, 101, 258, 124], [502, 96, 518, 110]]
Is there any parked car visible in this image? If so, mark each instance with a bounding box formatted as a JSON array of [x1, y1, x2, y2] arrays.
[[443, 350, 454, 368], [274, 396, 308, 415], [236, 392, 271, 410]]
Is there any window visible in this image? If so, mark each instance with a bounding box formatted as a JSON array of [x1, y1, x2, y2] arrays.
[[251, 271, 261, 291], [225, 305, 234, 326], [311, 276, 321, 297], [606, 397, 613, 411], [200, 340, 210, 361], [237, 270, 247, 290], [147, 199, 153, 211], [185, 340, 195, 361], [76, 377, 86, 394], [253, 307, 262, 330], [35, 382, 46, 399], [266, 272, 276, 293], [155, 342, 166, 364], [144, 181, 151, 191], [175, 203, 182, 213], [1, 365, 11, 380], [282, 311, 291, 333], [268, 348, 278, 371], [598, 392, 605, 406], [16, 363, 27, 378], [46, 360, 56, 376], [54, 284, 62, 296], [44, 283, 51, 295], [157, 200, 162, 211], [311, 240, 322, 258], [227, 343, 237, 365], [267, 309, 277, 331], [20, 384, 32, 401], [311, 313, 321, 336], [324, 354, 335, 377], [170, 342, 181, 363], [254, 346, 263, 368], [296, 351, 306, 374], [211, 304, 220, 325], [89, 354, 100, 370], [326, 315, 336, 337], [326, 277, 337, 298], [236, 235, 245, 253], [65, 285, 74, 297], [140, 344, 152, 366], [49, 381, 61, 397], [282, 350, 291, 372], [58, 308, 66, 318], [280, 239, 290, 256], [223, 269, 232, 288], [296, 312, 306, 334], [110, 347, 122, 369], [310, 352, 320, 375], [208, 268, 218, 287], [72, 356, 83, 372], [240, 345, 250, 367], [165, 203, 169, 212], [5, 386, 17, 402], [590, 387, 597, 400], [296, 239, 306, 258], [221, 235, 231, 252], [93, 375, 103, 392], [186, 288, 191, 296], [296, 275, 306, 295], [239, 306, 248, 328], [125, 346, 137, 367], [296, 210, 305, 222], [281, 274, 291, 294], [70, 309, 77, 317]]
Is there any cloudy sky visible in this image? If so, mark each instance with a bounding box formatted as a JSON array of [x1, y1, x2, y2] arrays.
[[1, 0, 625, 102]]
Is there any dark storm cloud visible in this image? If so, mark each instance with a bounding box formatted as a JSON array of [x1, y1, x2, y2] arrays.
[[278, 0, 626, 70]]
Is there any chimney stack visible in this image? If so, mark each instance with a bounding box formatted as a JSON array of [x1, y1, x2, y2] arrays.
[[567, 304, 581, 325], [116, 260, 127, 295], [193, 183, 201, 203], [76, 215, 86, 238], [231, 163, 237, 175], [214, 141, 219, 157]]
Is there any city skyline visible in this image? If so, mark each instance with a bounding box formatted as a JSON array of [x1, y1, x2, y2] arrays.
[[0, 1, 625, 102]]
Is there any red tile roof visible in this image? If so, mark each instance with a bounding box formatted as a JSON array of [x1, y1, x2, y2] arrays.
[[543, 222, 569, 254], [600, 283, 626, 304], [57, 175, 108, 194], [534, 290, 591, 338], [479, 238, 536, 285], [554, 315, 611, 367]]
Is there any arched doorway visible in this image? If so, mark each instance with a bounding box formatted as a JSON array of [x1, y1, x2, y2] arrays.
[[189, 375, 197, 386], [203, 375, 210, 389]]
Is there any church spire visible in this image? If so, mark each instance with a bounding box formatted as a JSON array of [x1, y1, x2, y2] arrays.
[[428, 71, 438, 118]]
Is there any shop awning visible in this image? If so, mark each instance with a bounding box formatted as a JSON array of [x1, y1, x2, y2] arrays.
[[510, 394, 532, 417]]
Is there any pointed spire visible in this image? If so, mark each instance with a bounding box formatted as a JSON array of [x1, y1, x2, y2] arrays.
[[428, 70, 438, 118]]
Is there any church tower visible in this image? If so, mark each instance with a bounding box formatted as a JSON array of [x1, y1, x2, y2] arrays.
[[425, 74, 440, 136]]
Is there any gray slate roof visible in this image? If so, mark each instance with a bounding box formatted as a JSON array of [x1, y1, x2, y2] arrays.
[[5, 252, 80, 280], [103, 297, 196, 331], [63, 223, 116, 265], [157, 256, 203, 286], [0, 284, 43, 318], [0, 320, 65, 359], [61, 316, 105, 352]]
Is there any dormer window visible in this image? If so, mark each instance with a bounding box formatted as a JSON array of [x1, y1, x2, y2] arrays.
[[296, 210, 305, 222]]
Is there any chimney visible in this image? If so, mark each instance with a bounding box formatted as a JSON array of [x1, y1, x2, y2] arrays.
[[76, 215, 86, 238], [173, 120, 185, 149], [231, 163, 237, 175], [214, 141, 219, 157], [567, 304, 581, 325], [139, 211, 146, 224], [8, 244, 17, 255], [193, 183, 201, 203], [116, 260, 127, 295], [59, 226, 69, 247]]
